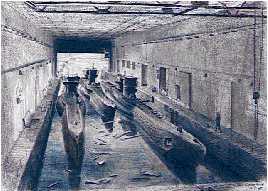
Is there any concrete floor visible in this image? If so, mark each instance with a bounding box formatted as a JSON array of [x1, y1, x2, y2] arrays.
[[36, 101, 252, 190], [37, 106, 178, 190]]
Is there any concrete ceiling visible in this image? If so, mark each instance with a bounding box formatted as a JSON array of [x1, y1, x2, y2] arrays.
[[3, 1, 266, 40]]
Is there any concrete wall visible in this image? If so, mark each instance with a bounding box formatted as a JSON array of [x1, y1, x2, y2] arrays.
[[1, 3, 54, 160], [112, 16, 267, 145]]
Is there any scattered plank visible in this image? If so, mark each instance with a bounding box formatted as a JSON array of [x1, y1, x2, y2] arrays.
[[141, 170, 161, 177], [96, 159, 106, 166], [109, 174, 119, 178], [98, 130, 106, 134], [64, 169, 72, 173], [113, 131, 132, 139], [96, 137, 107, 143], [85, 177, 112, 185], [47, 181, 60, 189], [130, 176, 151, 182], [120, 135, 140, 141]]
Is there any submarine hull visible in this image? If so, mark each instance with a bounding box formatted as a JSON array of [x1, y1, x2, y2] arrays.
[[58, 94, 86, 168], [101, 81, 206, 167], [82, 80, 116, 132]]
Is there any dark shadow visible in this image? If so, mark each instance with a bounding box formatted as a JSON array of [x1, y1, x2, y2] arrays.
[[17, 85, 60, 191], [101, 106, 116, 133], [65, 135, 85, 189], [202, 154, 254, 182], [61, 121, 85, 189], [119, 115, 137, 136], [132, 121, 197, 184], [58, 77, 86, 189], [121, 113, 250, 185]]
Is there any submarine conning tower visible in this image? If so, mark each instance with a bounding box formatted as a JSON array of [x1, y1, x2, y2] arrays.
[[63, 75, 80, 95], [88, 68, 98, 84], [123, 76, 138, 99], [115, 75, 124, 93]]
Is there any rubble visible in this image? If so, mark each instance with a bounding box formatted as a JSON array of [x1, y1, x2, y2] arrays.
[[85, 177, 112, 185], [96, 137, 107, 143], [98, 130, 106, 134], [94, 141, 107, 145], [113, 131, 133, 139], [47, 181, 60, 189], [120, 135, 140, 141], [94, 137, 109, 145], [130, 176, 151, 182], [109, 174, 119, 178], [64, 169, 72, 173], [141, 170, 161, 177], [96, 159, 106, 166]]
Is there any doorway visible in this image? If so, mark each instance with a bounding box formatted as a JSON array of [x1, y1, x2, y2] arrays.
[[175, 84, 181, 100], [117, 60, 120, 73], [231, 81, 245, 130], [159, 67, 167, 91], [178, 71, 192, 109], [188, 73, 192, 109], [141, 64, 148, 86]]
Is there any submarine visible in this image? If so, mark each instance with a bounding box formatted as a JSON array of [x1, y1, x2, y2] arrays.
[[100, 74, 206, 167], [56, 75, 86, 168], [81, 68, 116, 132]]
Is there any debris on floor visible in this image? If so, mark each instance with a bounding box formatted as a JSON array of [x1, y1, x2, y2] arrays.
[[64, 169, 72, 173], [94, 137, 109, 145], [113, 131, 132, 139], [47, 181, 60, 189], [117, 119, 124, 124], [91, 151, 112, 155], [141, 170, 161, 177], [129, 176, 151, 182], [109, 174, 119, 178], [96, 159, 106, 166], [85, 177, 112, 185], [90, 124, 99, 129], [98, 130, 106, 134], [120, 135, 140, 141], [96, 137, 107, 143]]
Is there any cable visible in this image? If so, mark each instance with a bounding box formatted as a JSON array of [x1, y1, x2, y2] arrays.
[[120, 23, 263, 47], [252, 8, 259, 142], [253, 4, 265, 142], [258, 6, 264, 92], [253, 10, 257, 93]]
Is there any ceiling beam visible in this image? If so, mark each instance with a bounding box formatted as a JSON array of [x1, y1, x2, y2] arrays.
[[25, 1, 266, 18], [32, 1, 265, 10], [29, 9, 266, 18]]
